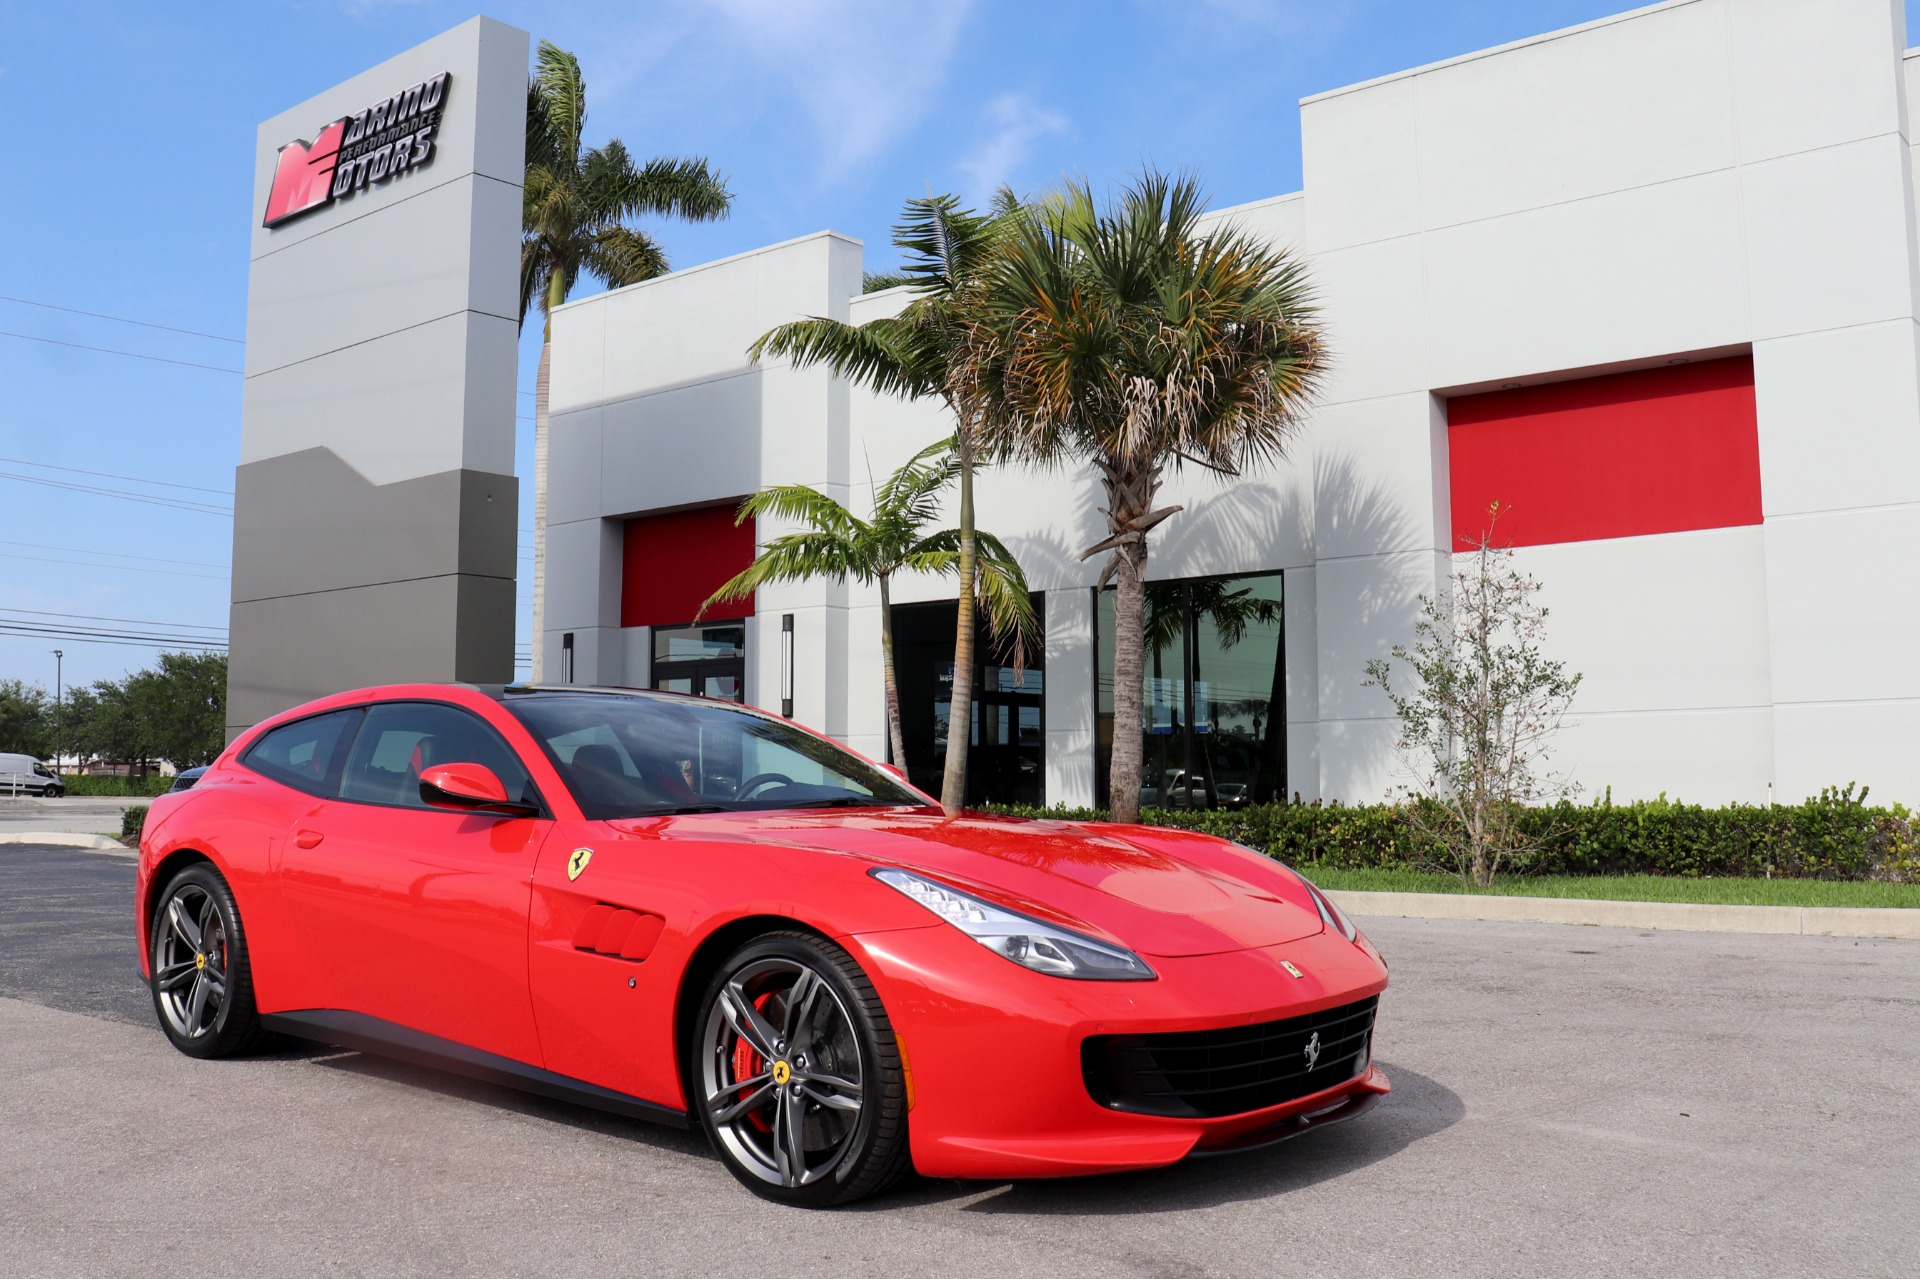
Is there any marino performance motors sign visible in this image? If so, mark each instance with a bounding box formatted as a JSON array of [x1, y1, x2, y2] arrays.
[[262, 72, 451, 227]]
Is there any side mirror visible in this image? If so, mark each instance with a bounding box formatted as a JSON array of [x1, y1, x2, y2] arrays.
[[420, 763, 539, 817]]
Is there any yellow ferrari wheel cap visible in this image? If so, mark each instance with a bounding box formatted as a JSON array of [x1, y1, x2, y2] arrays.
[[567, 848, 594, 881], [771, 1060, 792, 1085]]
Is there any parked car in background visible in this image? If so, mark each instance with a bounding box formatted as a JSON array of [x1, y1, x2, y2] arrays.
[[0, 754, 64, 797], [167, 767, 208, 793]]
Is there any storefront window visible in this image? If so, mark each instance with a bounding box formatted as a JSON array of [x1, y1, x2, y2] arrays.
[[1096, 573, 1284, 809], [891, 596, 1045, 806]]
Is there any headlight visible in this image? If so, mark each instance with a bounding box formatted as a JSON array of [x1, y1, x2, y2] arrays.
[[871, 868, 1155, 981], [1232, 844, 1360, 944], [1309, 884, 1359, 943]]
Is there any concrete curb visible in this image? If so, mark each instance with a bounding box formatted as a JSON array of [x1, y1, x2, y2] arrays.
[[0, 833, 128, 851], [1326, 888, 1920, 941]]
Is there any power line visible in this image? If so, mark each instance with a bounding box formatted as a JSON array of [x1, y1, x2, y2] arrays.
[[0, 607, 226, 633], [0, 471, 233, 516], [0, 539, 228, 570], [0, 295, 243, 344], [0, 455, 232, 497], [0, 624, 226, 651], [0, 618, 228, 648], [0, 329, 242, 374], [0, 552, 227, 581]]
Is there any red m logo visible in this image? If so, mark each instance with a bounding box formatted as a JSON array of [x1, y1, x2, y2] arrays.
[[263, 119, 347, 228]]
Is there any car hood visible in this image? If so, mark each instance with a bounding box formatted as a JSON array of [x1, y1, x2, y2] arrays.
[[613, 809, 1325, 958]]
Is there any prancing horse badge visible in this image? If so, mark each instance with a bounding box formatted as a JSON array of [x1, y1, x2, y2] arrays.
[[567, 847, 594, 881], [1281, 960, 1305, 979]]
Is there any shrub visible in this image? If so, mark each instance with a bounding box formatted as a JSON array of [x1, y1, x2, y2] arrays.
[[979, 785, 1919, 883], [122, 805, 149, 844], [62, 775, 175, 798]]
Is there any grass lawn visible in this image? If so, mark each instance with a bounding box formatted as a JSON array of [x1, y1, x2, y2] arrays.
[[1303, 867, 1920, 910]]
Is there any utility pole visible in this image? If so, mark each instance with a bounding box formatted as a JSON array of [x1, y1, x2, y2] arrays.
[[51, 650, 62, 774]]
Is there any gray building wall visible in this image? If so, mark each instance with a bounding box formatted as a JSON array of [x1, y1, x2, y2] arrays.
[[229, 16, 527, 735]]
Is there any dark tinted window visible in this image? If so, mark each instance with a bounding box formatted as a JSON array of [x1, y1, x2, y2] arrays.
[[503, 691, 925, 820], [242, 710, 363, 798], [339, 702, 534, 811]]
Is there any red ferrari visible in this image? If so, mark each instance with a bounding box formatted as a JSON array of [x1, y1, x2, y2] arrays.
[[137, 683, 1389, 1206]]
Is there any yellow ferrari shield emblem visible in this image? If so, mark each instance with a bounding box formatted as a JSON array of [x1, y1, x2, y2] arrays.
[[771, 1060, 792, 1085], [567, 847, 594, 881]]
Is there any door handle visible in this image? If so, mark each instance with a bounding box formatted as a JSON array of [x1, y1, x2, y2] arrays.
[[294, 829, 325, 848]]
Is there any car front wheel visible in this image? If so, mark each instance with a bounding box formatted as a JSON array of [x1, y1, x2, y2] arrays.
[[693, 931, 910, 1207], [150, 863, 266, 1058]]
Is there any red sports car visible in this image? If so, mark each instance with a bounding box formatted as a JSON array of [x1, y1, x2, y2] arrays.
[[137, 683, 1389, 1206]]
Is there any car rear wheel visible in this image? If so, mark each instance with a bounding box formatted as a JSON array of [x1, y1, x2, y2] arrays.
[[693, 931, 910, 1207], [150, 863, 267, 1058]]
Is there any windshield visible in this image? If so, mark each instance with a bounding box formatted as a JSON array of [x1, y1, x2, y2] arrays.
[[503, 691, 928, 820]]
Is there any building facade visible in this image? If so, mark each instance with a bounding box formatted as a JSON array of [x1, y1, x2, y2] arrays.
[[542, 0, 1920, 809]]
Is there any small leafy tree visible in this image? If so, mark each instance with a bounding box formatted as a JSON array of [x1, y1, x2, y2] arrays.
[[699, 440, 1034, 776], [0, 680, 53, 757], [1364, 516, 1582, 887]]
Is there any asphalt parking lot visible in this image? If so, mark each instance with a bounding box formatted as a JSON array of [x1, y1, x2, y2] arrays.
[[2, 844, 1915, 1279]]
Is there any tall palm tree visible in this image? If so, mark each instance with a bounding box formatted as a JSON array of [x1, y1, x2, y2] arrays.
[[698, 440, 1035, 775], [522, 40, 732, 680], [747, 193, 1019, 815], [969, 172, 1325, 823]]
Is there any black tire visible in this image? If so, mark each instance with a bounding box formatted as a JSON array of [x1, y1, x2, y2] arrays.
[[149, 863, 267, 1059], [691, 931, 910, 1207]]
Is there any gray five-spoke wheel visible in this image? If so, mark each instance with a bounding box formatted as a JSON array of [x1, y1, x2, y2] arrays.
[[700, 956, 867, 1190], [154, 882, 229, 1041]]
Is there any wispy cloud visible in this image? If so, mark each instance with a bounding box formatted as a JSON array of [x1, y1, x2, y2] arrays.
[[958, 93, 1070, 204], [690, 0, 976, 181]]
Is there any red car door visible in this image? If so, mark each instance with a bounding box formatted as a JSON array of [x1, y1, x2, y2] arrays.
[[275, 700, 553, 1065]]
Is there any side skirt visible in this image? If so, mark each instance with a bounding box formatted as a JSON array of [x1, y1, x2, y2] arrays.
[[260, 1009, 691, 1131]]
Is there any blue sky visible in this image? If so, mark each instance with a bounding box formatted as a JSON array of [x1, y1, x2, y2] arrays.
[[1, 0, 1911, 694]]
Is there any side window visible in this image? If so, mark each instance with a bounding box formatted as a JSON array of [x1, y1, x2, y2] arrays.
[[242, 709, 363, 798], [339, 702, 534, 811]]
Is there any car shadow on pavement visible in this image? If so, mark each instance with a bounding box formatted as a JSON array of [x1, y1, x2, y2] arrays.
[[299, 1045, 713, 1159], [879, 1061, 1464, 1216]]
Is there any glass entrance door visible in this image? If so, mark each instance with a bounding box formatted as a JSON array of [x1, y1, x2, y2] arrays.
[[651, 622, 746, 703]]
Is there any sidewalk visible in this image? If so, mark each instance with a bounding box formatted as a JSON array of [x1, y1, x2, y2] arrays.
[[0, 796, 142, 845], [1328, 888, 1920, 941]]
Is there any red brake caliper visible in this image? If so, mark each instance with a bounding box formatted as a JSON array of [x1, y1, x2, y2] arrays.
[[731, 992, 779, 1132]]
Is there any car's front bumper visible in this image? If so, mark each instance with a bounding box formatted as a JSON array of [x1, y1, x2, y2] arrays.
[[845, 922, 1390, 1180]]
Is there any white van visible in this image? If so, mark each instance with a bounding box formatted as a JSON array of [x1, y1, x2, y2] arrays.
[[0, 754, 64, 798]]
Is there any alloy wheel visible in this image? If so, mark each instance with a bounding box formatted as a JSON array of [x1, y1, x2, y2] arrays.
[[154, 882, 229, 1041], [700, 956, 868, 1190]]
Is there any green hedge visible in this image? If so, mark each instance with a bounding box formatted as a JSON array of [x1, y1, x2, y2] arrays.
[[60, 775, 176, 798], [980, 786, 1920, 883], [122, 805, 148, 844]]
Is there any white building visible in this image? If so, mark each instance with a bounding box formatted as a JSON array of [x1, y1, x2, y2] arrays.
[[541, 0, 1920, 810]]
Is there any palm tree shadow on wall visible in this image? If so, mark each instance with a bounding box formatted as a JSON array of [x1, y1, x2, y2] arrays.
[[1130, 450, 1428, 802]]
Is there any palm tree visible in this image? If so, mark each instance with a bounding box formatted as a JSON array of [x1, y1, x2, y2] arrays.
[[747, 193, 1019, 815], [522, 40, 732, 680], [698, 440, 1034, 776], [969, 172, 1325, 823]]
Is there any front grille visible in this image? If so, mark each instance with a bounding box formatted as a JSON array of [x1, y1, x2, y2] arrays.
[[1082, 995, 1377, 1119]]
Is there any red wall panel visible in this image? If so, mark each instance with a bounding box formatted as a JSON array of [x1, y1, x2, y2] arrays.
[[620, 504, 756, 628], [1446, 356, 1761, 550]]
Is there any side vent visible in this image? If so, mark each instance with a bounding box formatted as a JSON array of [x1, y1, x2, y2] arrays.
[[572, 904, 666, 962]]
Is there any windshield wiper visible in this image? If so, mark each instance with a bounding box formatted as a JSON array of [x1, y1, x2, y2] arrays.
[[633, 804, 727, 816], [785, 796, 886, 810]]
